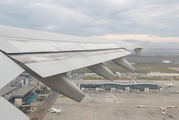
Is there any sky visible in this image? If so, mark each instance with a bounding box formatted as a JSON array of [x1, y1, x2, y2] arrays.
[[0, 0, 179, 48]]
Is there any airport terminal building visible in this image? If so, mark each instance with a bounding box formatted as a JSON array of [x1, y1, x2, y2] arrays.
[[80, 81, 160, 91], [8, 86, 35, 104], [97, 82, 159, 91]]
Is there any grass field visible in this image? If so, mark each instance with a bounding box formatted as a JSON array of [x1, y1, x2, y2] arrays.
[[37, 108, 45, 114], [31, 118, 38, 120], [130, 63, 179, 73], [73, 63, 179, 73], [24, 110, 31, 114]]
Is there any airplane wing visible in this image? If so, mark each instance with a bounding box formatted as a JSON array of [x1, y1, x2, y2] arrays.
[[0, 25, 149, 120]]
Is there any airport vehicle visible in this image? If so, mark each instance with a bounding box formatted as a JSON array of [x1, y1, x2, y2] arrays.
[[137, 105, 146, 108], [162, 110, 175, 119], [168, 106, 177, 108], [162, 111, 168, 116], [95, 88, 105, 92], [0, 25, 149, 120], [166, 80, 174, 87], [49, 107, 62, 114]]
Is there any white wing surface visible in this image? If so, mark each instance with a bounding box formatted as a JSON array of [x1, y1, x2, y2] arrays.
[[0, 97, 29, 120], [0, 25, 149, 120]]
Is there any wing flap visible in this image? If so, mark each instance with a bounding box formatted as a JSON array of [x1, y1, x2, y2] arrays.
[[26, 50, 130, 78], [10, 50, 131, 78]]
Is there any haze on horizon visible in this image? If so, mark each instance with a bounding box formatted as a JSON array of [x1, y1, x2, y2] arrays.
[[0, 0, 179, 48]]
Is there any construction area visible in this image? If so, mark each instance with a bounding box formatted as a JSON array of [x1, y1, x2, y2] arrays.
[[43, 81, 179, 120]]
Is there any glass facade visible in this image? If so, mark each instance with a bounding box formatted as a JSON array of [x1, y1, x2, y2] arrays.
[[99, 83, 159, 91], [80, 83, 159, 91]]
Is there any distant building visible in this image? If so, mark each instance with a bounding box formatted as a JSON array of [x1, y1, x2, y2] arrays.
[[147, 72, 179, 79], [9, 86, 34, 104], [0, 87, 16, 97], [19, 80, 24, 86], [24, 74, 30, 86], [130, 62, 135, 65], [163, 60, 172, 64], [15, 99, 22, 106], [115, 72, 121, 77], [85, 73, 98, 77]]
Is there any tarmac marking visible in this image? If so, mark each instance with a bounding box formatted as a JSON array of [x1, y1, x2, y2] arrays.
[[86, 100, 90, 120], [110, 108, 116, 120], [148, 110, 157, 120], [63, 106, 70, 120], [145, 95, 158, 120], [119, 103, 129, 120]]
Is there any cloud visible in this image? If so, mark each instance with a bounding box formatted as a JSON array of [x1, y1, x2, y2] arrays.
[[41, 25, 59, 30], [0, 0, 179, 43], [91, 34, 179, 43]]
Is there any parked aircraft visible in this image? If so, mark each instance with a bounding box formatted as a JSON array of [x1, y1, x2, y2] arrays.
[[49, 107, 62, 114], [166, 80, 174, 87], [162, 111, 168, 116]]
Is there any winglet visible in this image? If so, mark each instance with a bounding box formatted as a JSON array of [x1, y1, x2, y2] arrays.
[[133, 41, 150, 55]]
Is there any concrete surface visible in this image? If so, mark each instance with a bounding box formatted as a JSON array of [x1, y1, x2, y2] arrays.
[[43, 81, 179, 120]]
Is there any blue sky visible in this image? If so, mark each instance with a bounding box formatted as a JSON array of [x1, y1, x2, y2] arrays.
[[0, 0, 179, 47]]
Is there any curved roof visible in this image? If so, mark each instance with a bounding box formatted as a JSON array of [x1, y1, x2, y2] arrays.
[[97, 81, 158, 86]]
